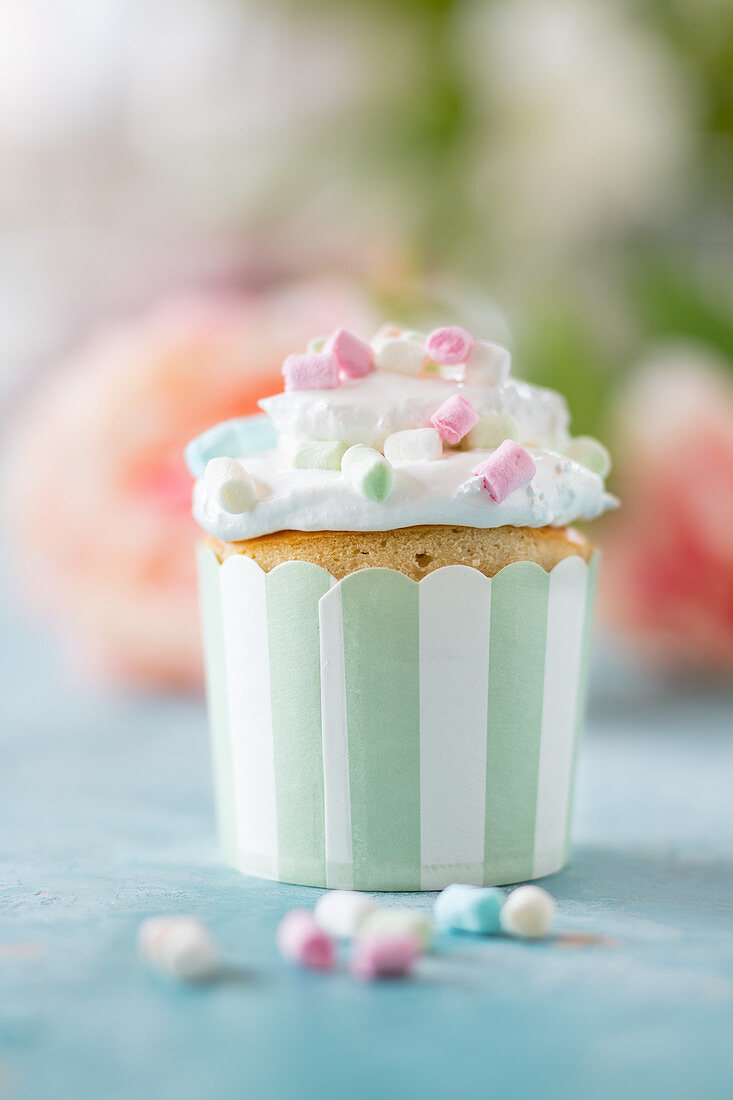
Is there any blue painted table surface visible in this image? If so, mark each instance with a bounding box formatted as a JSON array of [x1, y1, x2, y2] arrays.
[[2, 587, 732, 1100]]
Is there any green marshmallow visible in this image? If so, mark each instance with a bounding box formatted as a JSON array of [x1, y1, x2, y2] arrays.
[[564, 436, 612, 478], [465, 412, 518, 450], [359, 908, 433, 950], [307, 334, 328, 353], [291, 440, 347, 471], [341, 444, 395, 503]]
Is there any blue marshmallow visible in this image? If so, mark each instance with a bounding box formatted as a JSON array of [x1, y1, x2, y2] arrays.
[[434, 883, 504, 935], [184, 414, 277, 478]]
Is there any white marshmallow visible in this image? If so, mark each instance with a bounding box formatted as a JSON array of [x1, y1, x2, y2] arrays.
[[384, 428, 443, 464], [314, 890, 377, 939], [370, 322, 403, 349], [465, 341, 511, 386], [499, 885, 555, 939], [138, 916, 219, 981], [204, 456, 257, 513], [375, 338, 426, 377]]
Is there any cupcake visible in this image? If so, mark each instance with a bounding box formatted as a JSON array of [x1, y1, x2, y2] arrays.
[[186, 324, 617, 890]]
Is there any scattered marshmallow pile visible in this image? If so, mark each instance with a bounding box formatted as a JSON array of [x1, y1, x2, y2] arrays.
[[137, 884, 557, 987], [275, 883, 556, 983]]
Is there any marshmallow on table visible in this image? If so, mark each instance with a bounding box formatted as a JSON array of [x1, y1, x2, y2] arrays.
[[431, 394, 479, 446], [426, 325, 474, 365], [325, 328, 374, 380], [350, 934, 420, 981], [359, 908, 433, 950], [204, 457, 257, 513], [341, 444, 395, 503], [282, 352, 339, 392], [291, 440, 347, 471], [374, 338, 426, 377], [184, 414, 277, 478], [564, 436, 612, 478], [500, 885, 556, 939], [384, 428, 442, 464], [464, 341, 511, 386], [314, 891, 378, 940], [137, 916, 218, 981], [465, 412, 518, 451], [474, 440, 536, 503], [434, 884, 504, 935], [277, 909, 335, 970]]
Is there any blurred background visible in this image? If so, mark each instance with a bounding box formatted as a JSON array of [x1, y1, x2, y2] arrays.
[[1, 0, 732, 690]]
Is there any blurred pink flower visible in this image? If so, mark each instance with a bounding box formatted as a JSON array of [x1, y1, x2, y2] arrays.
[[600, 347, 733, 672], [4, 280, 375, 690]]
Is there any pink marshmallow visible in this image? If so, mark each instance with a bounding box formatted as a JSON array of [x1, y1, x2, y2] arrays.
[[350, 934, 420, 981], [325, 328, 374, 380], [282, 353, 339, 392], [426, 325, 475, 365], [474, 440, 536, 503], [276, 909, 335, 971], [431, 394, 479, 445]]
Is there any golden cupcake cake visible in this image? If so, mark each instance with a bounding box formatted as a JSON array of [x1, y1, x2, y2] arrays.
[[187, 323, 617, 891]]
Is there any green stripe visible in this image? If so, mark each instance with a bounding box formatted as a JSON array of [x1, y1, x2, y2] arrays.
[[197, 546, 237, 863], [484, 562, 550, 885], [340, 570, 421, 891], [266, 563, 331, 887], [565, 551, 600, 860]]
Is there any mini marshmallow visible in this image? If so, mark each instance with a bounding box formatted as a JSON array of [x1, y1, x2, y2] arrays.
[[500, 885, 556, 939], [204, 457, 257, 513], [307, 334, 328, 353], [374, 338, 425, 377], [341, 444, 395, 503], [314, 891, 378, 940], [184, 414, 277, 477], [426, 325, 475, 365], [291, 440, 347, 471], [350, 934, 420, 981], [359, 908, 432, 950], [431, 394, 479, 445], [371, 322, 403, 349], [565, 436, 611, 478], [464, 341, 511, 386], [138, 916, 218, 981], [282, 352, 339, 392], [474, 440, 536, 503], [434, 884, 505, 935], [383, 428, 442, 464], [465, 412, 518, 451], [276, 909, 335, 970], [325, 328, 374, 380]]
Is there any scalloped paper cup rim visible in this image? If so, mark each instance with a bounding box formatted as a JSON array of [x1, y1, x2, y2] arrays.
[[198, 548, 599, 891]]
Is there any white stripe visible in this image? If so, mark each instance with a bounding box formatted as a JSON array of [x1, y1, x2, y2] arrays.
[[419, 566, 491, 889], [532, 556, 588, 878], [220, 556, 278, 879], [319, 580, 353, 888]]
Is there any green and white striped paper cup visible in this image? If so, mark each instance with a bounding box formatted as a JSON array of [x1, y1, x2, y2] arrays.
[[198, 546, 599, 891]]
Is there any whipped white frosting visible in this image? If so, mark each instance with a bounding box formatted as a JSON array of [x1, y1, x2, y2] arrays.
[[194, 447, 616, 540], [191, 334, 618, 540], [260, 371, 569, 451]]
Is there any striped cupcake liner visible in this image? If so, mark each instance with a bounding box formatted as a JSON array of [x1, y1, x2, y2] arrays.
[[198, 546, 599, 891]]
